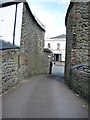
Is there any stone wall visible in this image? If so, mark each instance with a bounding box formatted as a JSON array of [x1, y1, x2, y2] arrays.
[[70, 64, 89, 98], [0, 51, 2, 93], [1, 49, 19, 92], [0, 2, 52, 93], [43, 49, 52, 74], [1, 48, 29, 92], [20, 3, 51, 76], [65, 2, 89, 98], [65, 3, 73, 84], [65, 2, 89, 85], [1, 48, 52, 93]]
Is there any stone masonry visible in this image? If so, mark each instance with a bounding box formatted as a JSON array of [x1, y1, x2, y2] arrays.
[[0, 1, 52, 93], [20, 2, 52, 76], [1, 49, 20, 92], [65, 2, 90, 98], [71, 64, 89, 98]]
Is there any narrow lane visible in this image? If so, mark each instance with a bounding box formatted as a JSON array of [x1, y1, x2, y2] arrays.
[[2, 64, 88, 118]]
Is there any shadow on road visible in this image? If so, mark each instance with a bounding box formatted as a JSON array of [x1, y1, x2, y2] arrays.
[[46, 74, 65, 84], [47, 63, 65, 83], [2, 62, 88, 118], [52, 63, 64, 75]]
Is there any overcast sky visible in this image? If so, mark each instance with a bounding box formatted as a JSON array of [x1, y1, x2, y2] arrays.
[[0, 0, 70, 45]]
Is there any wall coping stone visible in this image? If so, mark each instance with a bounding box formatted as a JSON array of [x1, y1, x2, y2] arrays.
[[72, 62, 90, 74], [72, 62, 90, 69]]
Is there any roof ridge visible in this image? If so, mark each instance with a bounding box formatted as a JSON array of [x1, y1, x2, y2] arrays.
[[50, 34, 66, 39]]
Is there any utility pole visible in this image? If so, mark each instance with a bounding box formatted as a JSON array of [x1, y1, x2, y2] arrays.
[[13, 3, 18, 45]]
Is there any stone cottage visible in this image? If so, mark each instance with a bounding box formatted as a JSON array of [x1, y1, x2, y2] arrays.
[[0, 0, 52, 92], [65, 1, 90, 98]]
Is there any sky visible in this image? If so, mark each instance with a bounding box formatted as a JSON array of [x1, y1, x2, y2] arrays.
[[0, 3, 23, 45], [0, 0, 70, 45], [28, 0, 70, 38]]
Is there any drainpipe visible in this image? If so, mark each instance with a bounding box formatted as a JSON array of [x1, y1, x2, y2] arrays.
[[13, 3, 18, 45]]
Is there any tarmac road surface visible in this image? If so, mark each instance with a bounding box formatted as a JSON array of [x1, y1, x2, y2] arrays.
[[2, 64, 88, 118]]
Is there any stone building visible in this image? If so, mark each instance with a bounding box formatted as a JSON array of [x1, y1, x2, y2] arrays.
[[65, 1, 90, 98], [0, 0, 52, 92], [0, 39, 20, 92], [45, 34, 66, 62]]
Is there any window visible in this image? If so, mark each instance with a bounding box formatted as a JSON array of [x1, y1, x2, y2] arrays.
[[48, 43, 51, 48], [57, 43, 60, 49]]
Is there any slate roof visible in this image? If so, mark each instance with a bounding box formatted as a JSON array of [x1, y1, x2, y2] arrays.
[[0, 39, 19, 50], [50, 34, 66, 39]]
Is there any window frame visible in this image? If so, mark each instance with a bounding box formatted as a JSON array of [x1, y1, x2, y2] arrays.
[[57, 43, 60, 50]]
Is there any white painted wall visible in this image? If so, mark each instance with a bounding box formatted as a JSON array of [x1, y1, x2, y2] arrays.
[[45, 38, 66, 61]]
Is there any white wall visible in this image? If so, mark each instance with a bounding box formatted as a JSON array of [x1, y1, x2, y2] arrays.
[[45, 38, 66, 61], [45, 39, 65, 49]]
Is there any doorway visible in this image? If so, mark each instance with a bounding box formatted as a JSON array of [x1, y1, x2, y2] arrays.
[[54, 54, 61, 61]]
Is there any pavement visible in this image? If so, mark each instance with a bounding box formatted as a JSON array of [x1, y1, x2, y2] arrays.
[[2, 64, 88, 118]]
